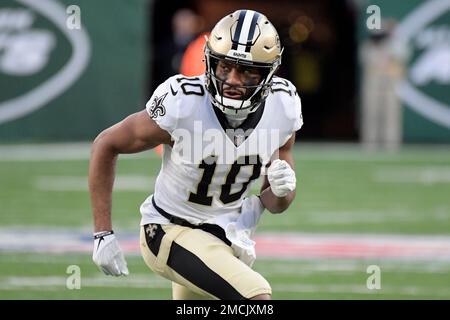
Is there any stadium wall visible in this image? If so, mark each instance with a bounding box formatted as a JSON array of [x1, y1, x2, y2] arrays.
[[0, 0, 149, 142], [359, 0, 450, 143]]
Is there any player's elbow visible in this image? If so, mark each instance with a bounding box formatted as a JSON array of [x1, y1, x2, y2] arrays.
[[91, 129, 119, 158], [93, 127, 113, 145], [267, 204, 289, 214], [266, 190, 296, 214], [262, 198, 293, 214]]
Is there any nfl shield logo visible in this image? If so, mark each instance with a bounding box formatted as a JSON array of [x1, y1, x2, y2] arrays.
[[234, 133, 246, 146]]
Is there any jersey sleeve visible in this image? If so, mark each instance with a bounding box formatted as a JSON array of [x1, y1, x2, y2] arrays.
[[292, 90, 303, 132], [273, 78, 304, 133], [145, 76, 181, 135]]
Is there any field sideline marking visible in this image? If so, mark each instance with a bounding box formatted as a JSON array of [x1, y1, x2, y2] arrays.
[[1, 228, 449, 260]]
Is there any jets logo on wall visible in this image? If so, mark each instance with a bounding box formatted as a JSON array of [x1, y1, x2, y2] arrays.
[[0, 0, 90, 124], [396, 0, 450, 129]]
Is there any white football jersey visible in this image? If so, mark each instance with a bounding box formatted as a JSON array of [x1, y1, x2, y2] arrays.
[[140, 74, 303, 225]]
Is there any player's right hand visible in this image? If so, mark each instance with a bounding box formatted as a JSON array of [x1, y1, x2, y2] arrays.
[[92, 231, 129, 276]]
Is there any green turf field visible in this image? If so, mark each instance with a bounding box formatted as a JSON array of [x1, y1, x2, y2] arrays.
[[1, 143, 449, 299]]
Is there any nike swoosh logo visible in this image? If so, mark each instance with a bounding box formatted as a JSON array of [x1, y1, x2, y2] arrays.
[[170, 84, 178, 96], [96, 237, 104, 252]]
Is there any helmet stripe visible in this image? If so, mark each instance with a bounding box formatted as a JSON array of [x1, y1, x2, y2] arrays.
[[236, 11, 255, 52], [231, 10, 247, 50], [245, 12, 260, 52]]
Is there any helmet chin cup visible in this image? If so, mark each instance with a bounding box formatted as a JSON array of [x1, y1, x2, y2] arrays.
[[212, 94, 254, 119]]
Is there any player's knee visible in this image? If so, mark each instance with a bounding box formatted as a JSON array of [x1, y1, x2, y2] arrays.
[[250, 293, 272, 300]]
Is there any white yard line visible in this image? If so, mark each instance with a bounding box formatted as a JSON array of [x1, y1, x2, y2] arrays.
[[0, 143, 159, 161], [256, 258, 450, 274], [272, 283, 450, 297], [1, 275, 449, 298], [373, 166, 450, 184], [2, 142, 450, 162], [0, 274, 170, 290], [302, 209, 449, 224], [2, 253, 449, 274], [34, 175, 156, 191]]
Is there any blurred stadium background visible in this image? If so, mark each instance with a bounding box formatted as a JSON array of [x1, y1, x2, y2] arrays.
[[0, 0, 449, 299]]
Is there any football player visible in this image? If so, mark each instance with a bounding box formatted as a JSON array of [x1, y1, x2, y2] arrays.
[[90, 9, 303, 300]]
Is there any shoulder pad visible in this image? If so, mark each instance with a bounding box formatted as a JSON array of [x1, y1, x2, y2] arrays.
[[146, 75, 204, 133], [271, 77, 303, 131]]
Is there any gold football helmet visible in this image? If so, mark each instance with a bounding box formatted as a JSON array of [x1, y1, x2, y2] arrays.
[[204, 10, 282, 119]]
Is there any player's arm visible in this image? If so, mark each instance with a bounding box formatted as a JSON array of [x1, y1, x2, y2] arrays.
[[89, 110, 171, 232], [259, 134, 296, 214]]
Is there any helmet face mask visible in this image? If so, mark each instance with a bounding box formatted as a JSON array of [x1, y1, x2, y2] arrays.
[[204, 10, 282, 119], [206, 50, 273, 111]]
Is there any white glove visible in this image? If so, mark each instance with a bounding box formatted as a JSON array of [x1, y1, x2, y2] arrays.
[[267, 159, 296, 197], [92, 231, 129, 276]]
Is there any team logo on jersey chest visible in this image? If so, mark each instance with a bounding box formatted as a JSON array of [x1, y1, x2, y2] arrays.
[[148, 92, 167, 119]]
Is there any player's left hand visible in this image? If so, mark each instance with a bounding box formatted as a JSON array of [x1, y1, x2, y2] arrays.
[[267, 159, 296, 197]]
